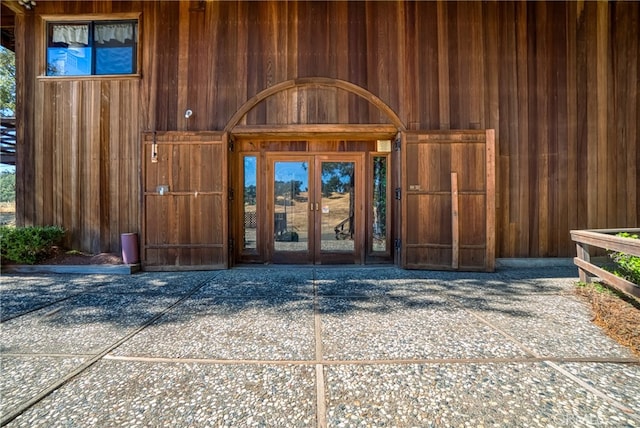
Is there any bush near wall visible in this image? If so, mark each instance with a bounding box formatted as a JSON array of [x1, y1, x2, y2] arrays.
[[609, 233, 640, 285], [0, 226, 65, 264]]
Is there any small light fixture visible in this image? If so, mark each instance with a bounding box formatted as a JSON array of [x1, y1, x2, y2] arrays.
[[184, 109, 193, 119], [18, 0, 36, 9]]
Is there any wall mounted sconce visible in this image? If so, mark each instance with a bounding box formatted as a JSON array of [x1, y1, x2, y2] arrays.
[[18, 0, 36, 9], [185, 109, 193, 119], [151, 143, 158, 163]]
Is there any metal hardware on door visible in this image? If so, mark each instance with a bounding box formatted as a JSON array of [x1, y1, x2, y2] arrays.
[[315, 203, 319, 211]]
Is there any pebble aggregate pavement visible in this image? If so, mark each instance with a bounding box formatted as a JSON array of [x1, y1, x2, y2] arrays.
[[1, 266, 639, 427]]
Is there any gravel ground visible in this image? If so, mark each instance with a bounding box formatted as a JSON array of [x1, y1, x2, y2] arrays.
[[325, 363, 639, 427], [8, 361, 316, 428], [111, 296, 315, 360], [0, 356, 87, 417], [1, 266, 639, 427], [320, 295, 528, 360]]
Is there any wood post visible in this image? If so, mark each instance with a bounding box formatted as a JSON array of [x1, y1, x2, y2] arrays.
[[451, 172, 459, 269], [575, 242, 591, 283]]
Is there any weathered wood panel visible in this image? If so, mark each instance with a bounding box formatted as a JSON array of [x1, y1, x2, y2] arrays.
[[15, 1, 640, 259], [142, 132, 227, 269], [402, 130, 495, 271], [27, 79, 140, 253]]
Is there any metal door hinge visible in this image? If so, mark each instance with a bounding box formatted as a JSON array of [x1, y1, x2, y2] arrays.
[[395, 239, 401, 250], [228, 238, 234, 251], [394, 133, 402, 151], [395, 187, 401, 200], [228, 188, 234, 201], [228, 136, 235, 152]]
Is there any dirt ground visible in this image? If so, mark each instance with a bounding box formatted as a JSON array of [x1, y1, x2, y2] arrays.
[[575, 283, 640, 357], [37, 246, 123, 265]]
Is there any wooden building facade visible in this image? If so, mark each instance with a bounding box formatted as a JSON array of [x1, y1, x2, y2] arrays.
[[6, 0, 640, 270]]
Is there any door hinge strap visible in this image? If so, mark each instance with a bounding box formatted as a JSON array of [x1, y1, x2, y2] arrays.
[[395, 187, 401, 200], [394, 133, 402, 151], [228, 188, 234, 200]]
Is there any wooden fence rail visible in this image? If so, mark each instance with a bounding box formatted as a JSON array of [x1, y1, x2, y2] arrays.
[[570, 228, 640, 300], [0, 117, 16, 166]]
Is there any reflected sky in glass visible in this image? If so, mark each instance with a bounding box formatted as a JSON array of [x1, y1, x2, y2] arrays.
[[274, 161, 309, 190]]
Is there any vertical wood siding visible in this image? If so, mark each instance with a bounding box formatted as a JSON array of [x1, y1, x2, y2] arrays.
[[31, 80, 140, 253], [17, 0, 640, 258]]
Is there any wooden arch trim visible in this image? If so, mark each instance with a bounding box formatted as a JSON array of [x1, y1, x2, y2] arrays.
[[224, 77, 406, 133]]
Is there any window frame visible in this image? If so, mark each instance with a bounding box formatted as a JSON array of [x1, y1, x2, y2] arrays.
[[40, 13, 141, 79]]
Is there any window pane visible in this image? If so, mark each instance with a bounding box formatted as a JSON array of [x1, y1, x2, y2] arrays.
[[372, 156, 387, 252], [94, 22, 136, 44], [243, 156, 257, 251], [94, 21, 137, 75], [47, 47, 92, 76], [273, 161, 309, 252], [46, 20, 137, 76], [95, 47, 135, 74], [321, 162, 355, 252], [47, 23, 91, 76]]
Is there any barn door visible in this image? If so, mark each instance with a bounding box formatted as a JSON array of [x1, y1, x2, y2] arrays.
[[401, 130, 495, 271], [142, 132, 228, 270]]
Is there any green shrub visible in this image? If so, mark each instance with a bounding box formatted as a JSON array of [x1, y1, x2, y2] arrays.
[[0, 225, 65, 264], [0, 172, 15, 203], [608, 233, 640, 285]]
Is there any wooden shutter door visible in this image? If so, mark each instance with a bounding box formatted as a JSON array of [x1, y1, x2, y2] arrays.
[[401, 130, 495, 271], [143, 132, 228, 270]]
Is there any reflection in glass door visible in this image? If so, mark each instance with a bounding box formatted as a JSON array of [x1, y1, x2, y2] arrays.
[[269, 155, 362, 264], [273, 161, 310, 256], [320, 162, 355, 253], [243, 156, 258, 252]]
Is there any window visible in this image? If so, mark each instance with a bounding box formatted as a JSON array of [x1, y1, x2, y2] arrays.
[[47, 20, 138, 76]]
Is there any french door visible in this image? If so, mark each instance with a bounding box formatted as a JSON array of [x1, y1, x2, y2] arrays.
[[267, 154, 364, 264]]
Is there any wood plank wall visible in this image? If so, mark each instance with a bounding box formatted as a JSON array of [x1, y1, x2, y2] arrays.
[[31, 79, 141, 253], [17, 1, 639, 258]]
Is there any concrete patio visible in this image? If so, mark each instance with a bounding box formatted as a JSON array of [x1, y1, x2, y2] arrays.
[[1, 266, 639, 427]]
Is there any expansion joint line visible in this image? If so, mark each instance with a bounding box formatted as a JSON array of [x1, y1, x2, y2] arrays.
[[313, 268, 328, 428], [461, 304, 637, 419], [0, 274, 220, 427]]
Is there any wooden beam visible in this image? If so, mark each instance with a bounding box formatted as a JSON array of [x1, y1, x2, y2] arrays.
[[1, 1, 26, 15], [224, 77, 406, 132], [573, 257, 640, 300], [451, 172, 459, 269], [231, 124, 398, 140], [485, 128, 496, 271], [570, 229, 640, 256]]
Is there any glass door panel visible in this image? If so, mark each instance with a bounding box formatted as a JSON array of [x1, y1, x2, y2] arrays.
[[273, 161, 310, 254], [372, 156, 388, 253], [320, 162, 355, 253], [268, 154, 362, 264], [243, 156, 258, 252]]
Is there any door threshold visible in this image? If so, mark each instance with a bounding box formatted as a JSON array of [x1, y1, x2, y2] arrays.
[[232, 263, 394, 269]]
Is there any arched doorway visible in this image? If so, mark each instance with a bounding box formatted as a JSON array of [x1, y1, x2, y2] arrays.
[[226, 77, 404, 265]]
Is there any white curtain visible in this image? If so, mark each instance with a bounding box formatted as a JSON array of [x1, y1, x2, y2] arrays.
[[52, 24, 89, 45], [94, 23, 135, 44]]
